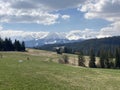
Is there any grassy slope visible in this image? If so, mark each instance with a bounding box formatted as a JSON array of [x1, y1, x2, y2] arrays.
[[0, 49, 120, 90]]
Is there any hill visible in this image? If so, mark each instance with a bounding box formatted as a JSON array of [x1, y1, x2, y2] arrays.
[[0, 49, 120, 90], [39, 36, 120, 54]]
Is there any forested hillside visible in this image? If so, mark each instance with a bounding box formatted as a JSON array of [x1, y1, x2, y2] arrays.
[[39, 36, 120, 55]]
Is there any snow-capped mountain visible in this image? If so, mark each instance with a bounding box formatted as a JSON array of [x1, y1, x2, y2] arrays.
[[44, 32, 66, 39], [0, 30, 112, 47], [0, 30, 49, 41], [25, 32, 70, 47], [66, 30, 98, 40]]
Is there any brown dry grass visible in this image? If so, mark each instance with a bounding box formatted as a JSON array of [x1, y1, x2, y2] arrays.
[[26, 48, 101, 67]]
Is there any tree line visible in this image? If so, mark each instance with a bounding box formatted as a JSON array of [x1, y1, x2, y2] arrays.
[[83, 47, 120, 69], [39, 36, 120, 56], [0, 37, 25, 51], [56, 46, 120, 69]]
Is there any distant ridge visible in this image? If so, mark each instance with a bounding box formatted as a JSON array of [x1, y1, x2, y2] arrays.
[[39, 36, 120, 54]]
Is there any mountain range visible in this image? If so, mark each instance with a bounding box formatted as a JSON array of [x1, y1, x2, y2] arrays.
[[0, 30, 112, 47]]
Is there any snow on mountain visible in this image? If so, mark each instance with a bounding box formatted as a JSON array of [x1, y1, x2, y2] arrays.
[[44, 32, 67, 40], [25, 32, 69, 47], [0, 30, 49, 41], [66, 30, 84, 40], [66, 30, 98, 40], [0, 29, 114, 47], [0, 29, 104, 42]]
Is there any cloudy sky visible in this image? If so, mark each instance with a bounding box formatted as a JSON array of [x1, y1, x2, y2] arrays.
[[0, 0, 120, 37]]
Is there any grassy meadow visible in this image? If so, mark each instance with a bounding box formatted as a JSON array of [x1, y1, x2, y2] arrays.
[[0, 49, 120, 90]]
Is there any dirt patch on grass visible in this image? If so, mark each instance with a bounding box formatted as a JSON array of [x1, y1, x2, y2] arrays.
[[26, 49, 58, 58]]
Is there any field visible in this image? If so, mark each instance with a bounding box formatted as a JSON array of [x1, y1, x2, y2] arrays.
[[0, 49, 120, 90]]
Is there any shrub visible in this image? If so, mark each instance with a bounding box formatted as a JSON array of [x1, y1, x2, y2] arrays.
[[58, 55, 69, 64]]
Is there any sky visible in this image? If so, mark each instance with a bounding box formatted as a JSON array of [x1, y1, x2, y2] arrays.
[[0, 0, 120, 37]]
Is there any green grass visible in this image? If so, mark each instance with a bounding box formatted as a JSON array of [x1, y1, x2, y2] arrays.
[[0, 49, 120, 90]]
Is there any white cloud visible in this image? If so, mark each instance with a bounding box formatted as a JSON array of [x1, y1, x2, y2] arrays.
[[77, 0, 120, 38], [79, 0, 120, 22], [61, 15, 70, 20], [0, 0, 86, 25], [67, 21, 120, 40], [0, 2, 59, 25], [28, 0, 86, 10], [0, 0, 59, 25], [98, 21, 120, 38]]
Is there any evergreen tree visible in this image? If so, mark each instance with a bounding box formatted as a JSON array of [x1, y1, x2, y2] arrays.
[[104, 51, 110, 68], [21, 41, 25, 51], [78, 51, 85, 67], [56, 48, 62, 54], [0, 37, 3, 51], [64, 47, 68, 53], [8, 38, 14, 51], [99, 49, 105, 68], [108, 49, 114, 68], [14, 40, 22, 51], [115, 48, 120, 68], [4, 38, 13, 51], [3, 38, 9, 51], [97, 50, 100, 57], [89, 48, 96, 68], [64, 47, 73, 54]]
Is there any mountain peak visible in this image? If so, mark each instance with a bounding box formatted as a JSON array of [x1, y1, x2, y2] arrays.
[[0, 30, 116, 47]]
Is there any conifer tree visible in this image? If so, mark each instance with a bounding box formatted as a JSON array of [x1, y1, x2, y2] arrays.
[[3, 38, 9, 51], [104, 51, 110, 68], [115, 48, 120, 68], [8, 38, 14, 51], [78, 51, 85, 67], [108, 49, 114, 68], [0, 38, 3, 51], [89, 48, 96, 68], [99, 49, 105, 68], [21, 41, 25, 51], [14, 40, 22, 51]]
